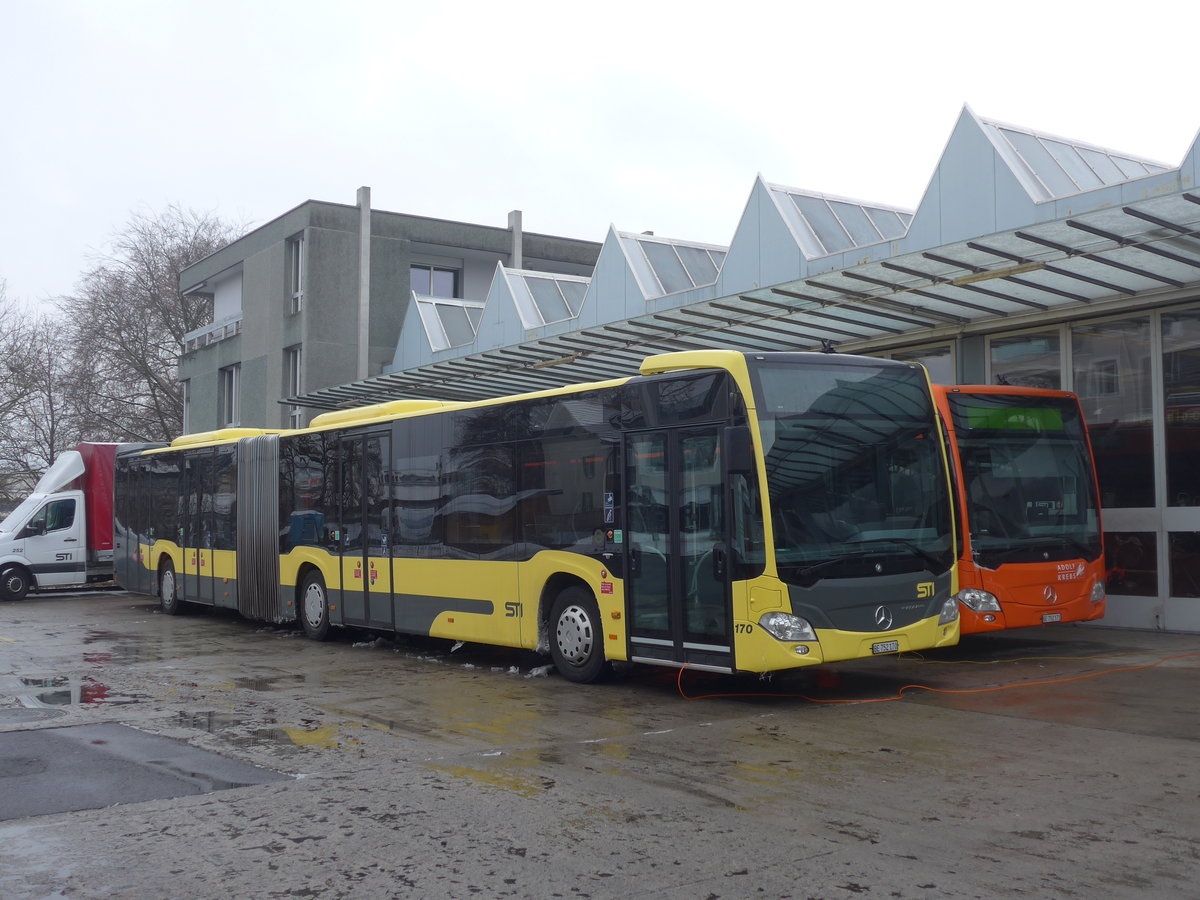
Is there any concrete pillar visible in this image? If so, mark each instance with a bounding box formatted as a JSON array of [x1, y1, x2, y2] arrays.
[[357, 186, 372, 381], [508, 209, 523, 270]]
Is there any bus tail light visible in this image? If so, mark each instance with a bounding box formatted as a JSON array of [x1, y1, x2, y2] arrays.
[[938, 596, 959, 624], [1090, 581, 1106, 604], [759, 612, 816, 642], [956, 589, 1000, 613]]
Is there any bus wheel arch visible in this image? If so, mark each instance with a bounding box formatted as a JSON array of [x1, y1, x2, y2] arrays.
[[0, 564, 31, 602], [158, 558, 182, 615], [298, 566, 331, 641], [545, 580, 608, 684]]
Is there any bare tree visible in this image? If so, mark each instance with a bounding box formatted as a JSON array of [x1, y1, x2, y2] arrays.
[[0, 281, 86, 496], [0, 281, 32, 503], [0, 313, 84, 491], [0, 281, 19, 424], [59, 206, 241, 442]]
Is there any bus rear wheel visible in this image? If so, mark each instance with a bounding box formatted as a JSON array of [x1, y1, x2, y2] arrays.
[[548, 586, 607, 684], [1, 565, 30, 602], [159, 560, 182, 615], [300, 570, 331, 641]]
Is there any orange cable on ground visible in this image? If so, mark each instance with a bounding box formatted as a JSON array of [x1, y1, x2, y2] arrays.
[[676, 651, 1200, 704]]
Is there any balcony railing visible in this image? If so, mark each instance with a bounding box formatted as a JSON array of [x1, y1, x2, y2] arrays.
[[183, 314, 243, 353]]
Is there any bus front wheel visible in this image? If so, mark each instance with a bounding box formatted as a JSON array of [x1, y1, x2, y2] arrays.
[[159, 561, 182, 615], [548, 586, 607, 684], [300, 570, 331, 641]]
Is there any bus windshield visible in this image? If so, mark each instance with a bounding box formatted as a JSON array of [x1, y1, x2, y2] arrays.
[[750, 358, 954, 587], [947, 393, 1101, 567]]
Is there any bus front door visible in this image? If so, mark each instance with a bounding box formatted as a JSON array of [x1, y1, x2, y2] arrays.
[[625, 427, 731, 671], [338, 433, 394, 631]]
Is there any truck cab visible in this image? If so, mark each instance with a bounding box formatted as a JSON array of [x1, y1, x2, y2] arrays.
[[0, 444, 117, 601]]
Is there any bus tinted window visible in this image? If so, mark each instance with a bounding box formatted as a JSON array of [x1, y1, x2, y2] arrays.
[[947, 392, 1101, 565], [750, 359, 953, 585]]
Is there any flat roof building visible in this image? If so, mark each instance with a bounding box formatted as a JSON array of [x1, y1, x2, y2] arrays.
[[178, 190, 600, 432]]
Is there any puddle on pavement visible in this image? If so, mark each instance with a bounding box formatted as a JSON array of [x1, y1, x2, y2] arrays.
[[14, 675, 147, 708], [82, 629, 165, 665], [226, 724, 344, 752], [176, 711, 243, 732], [232, 674, 307, 692], [428, 757, 556, 798], [0, 708, 68, 723], [83, 645, 164, 665]]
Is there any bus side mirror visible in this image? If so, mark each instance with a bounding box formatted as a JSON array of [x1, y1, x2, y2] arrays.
[[725, 425, 754, 476]]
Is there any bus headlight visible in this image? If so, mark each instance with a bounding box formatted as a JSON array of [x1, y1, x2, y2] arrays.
[[956, 589, 1000, 612], [1090, 581, 1106, 604], [938, 596, 959, 624], [759, 611, 816, 642]]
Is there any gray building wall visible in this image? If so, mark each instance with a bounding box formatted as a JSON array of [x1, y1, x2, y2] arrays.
[[179, 195, 601, 433]]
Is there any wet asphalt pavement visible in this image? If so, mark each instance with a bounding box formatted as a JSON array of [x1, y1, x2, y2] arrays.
[[1, 591, 1198, 899]]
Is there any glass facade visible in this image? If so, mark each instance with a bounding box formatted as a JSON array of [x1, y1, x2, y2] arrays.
[[892, 345, 953, 385], [1163, 309, 1200, 508], [1072, 318, 1154, 509], [1105, 531, 1158, 597], [985, 306, 1200, 609], [1169, 532, 1200, 598], [989, 331, 1061, 389]]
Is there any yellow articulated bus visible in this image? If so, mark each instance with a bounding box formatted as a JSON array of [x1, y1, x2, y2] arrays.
[[114, 350, 959, 683]]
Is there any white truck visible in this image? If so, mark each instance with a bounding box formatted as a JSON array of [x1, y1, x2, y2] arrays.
[[0, 442, 118, 601]]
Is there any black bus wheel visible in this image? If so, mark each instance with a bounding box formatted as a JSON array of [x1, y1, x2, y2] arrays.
[[159, 560, 182, 615], [548, 586, 607, 684], [300, 570, 331, 641], [1, 565, 30, 602]]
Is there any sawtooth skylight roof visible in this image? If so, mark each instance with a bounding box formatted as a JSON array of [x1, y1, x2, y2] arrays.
[[617, 232, 728, 299], [504, 269, 590, 329], [414, 295, 484, 352], [980, 117, 1171, 202], [768, 185, 913, 258]]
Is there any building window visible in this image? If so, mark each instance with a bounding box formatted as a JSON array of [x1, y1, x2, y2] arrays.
[[989, 330, 1061, 388], [1072, 317, 1153, 509], [1169, 532, 1200, 597], [287, 235, 304, 314], [1106, 531, 1158, 596], [891, 344, 954, 384], [285, 345, 303, 429], [1162, 307, 1200, 508], [218, 364, 240, 427], [411, 264, 460, 299], [181, 379, 191, 434]]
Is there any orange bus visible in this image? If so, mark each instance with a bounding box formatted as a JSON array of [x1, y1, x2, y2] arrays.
[[933, 385, 1106, 633]]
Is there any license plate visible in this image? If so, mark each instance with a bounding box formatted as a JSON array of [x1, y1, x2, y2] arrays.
[[872, 640, 900, 655], [1042, 613, 1062, 624]]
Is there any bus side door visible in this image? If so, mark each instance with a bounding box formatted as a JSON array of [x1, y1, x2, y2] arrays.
[[625, 426, 731, 669], [338, 432, 393, 631]]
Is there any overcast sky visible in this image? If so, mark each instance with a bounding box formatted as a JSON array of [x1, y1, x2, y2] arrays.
[[3, 0, 1198, 309]]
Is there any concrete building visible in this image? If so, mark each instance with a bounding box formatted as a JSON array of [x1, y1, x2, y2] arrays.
[[181, 106, 1200, 633], [178, 189, 600, 432]]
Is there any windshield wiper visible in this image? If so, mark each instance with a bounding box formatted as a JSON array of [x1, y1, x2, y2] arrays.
[[1052, 534, 1096, 558], [788, 554, 864, 580], [845, 538, 944, 570], [976, 534, 1094, 564]]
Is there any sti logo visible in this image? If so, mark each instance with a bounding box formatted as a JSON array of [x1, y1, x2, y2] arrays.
[[916, 582, 935, 599]]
